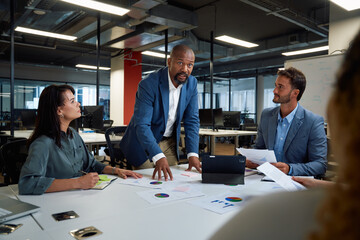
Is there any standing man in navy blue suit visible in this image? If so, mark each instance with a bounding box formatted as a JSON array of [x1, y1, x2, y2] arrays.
[[120, 45, 201, 180], [247, 67, 327, 176]]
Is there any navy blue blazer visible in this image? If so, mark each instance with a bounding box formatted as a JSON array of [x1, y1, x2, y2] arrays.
[[120, 67, 200, 167], [255, 105, 327, 176]]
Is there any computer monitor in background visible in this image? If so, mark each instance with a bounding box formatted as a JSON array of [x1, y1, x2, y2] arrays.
[[20, 110, 37, 130], [82, 105, 104, 130], [223, 111, 241, 129], [199, 108, 224, 130]]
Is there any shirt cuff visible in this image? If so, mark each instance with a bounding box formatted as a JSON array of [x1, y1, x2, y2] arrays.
[[288, 165, 293, 175], [187, 152, 199, 159], [152, 152, 166, 164]]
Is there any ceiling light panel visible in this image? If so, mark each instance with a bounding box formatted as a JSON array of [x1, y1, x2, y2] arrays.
[[215, 35, 259, 48], [282, 46, 329, 56], [60, 0, 129, 16], [76, 64, 111, 70], [142, 51, 169, 58], [15, 27, 77, 41]]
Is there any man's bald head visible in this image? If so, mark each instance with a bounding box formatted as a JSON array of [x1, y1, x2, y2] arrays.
[[170, 45, 195, 59]]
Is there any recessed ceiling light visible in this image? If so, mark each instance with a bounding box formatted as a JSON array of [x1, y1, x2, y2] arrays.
[[33, 9, 46, 15], [282, 46, 329, 56], [76, 64, 111, 70], [215, 35, 258, 48], [15, 27, 77, 41], [142, 51, 169, 58], [330, 0, 360, 11], [60, 0, 129, 16]]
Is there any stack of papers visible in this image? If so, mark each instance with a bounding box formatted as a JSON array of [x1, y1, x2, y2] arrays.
[[236, 148, 277, 165]]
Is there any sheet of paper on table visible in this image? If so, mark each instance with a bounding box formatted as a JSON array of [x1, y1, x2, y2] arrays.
[[137, 184, 204, 204], [189, 192, 253, 214]]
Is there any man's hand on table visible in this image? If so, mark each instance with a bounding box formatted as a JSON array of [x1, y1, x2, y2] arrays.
[[152, 157, 173, 181], [186, 156, 202, 173]]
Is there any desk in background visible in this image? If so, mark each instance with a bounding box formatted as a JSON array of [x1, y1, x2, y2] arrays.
[[4, 130, 121, 155], [198, 129, 257, 155], [0, 165, 285, 240]]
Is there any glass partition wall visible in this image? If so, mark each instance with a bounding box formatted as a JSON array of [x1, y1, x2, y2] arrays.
[[0, 78, 110, 130], [198, 77, 256, 123], [263, 74, 279, 109]]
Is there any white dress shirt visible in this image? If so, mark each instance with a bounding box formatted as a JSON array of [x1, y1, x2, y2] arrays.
[[152, 71, 199, 164]]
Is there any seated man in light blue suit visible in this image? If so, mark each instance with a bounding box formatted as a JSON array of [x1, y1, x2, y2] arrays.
[[120, 45, 201, 181], [247, 67, 327, 176]]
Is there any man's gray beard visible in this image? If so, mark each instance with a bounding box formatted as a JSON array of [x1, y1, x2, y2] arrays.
[[174, 73, 188, 85]]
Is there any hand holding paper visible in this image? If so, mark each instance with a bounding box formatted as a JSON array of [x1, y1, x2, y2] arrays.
[[237, 148, 277, 165], [257, 162, 306, 191]]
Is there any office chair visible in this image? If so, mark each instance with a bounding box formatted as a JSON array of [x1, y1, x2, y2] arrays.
[[104, 126, 131, 169], [239, 123, 258, 148], [99, 120, 114, 133], [0, 138, 28, 185], [20, 110, 37, 130]]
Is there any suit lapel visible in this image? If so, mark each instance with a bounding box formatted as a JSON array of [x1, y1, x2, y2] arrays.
[[283, 105, 304, 153], [267, 108, 279, 149], [160, 68, 169, 124]]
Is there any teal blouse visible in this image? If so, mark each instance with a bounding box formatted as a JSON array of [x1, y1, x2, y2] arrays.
[[18, 128, 106, 195]]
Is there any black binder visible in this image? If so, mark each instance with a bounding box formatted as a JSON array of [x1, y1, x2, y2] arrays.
[[202, 155, 246, 185]]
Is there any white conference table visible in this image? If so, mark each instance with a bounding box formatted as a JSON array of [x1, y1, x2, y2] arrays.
[[0, 165, 285, 240], [198, 129, 258, 155]]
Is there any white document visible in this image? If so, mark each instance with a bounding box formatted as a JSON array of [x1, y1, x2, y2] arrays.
[[237, 148, 277, 165], [117, 172, 202, 189], [257, 162, 306, 191], [189, 192, 252, 214], [137, 184, 204, 204], [116, 177, 168, 189]]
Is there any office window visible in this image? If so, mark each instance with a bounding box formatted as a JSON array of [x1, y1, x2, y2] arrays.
[[198, 79, 230, 110], [263, 75, 279, 109], [71, 84, 110, 120], [197, 81, 204, 109], [214, 80, 229, 110], [231, 77, 256, 121], [198, 80, 211, 109], [0, 78, 110, 128]]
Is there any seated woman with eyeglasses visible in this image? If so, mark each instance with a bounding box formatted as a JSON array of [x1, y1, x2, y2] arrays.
[[19, 84, 142, 195]]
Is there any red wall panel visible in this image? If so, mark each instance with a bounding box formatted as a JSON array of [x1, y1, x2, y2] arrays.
[[123, 51, 142, 125]]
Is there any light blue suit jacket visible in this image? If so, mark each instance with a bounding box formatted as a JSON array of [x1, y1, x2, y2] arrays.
[[255, 105, 327, 176], [120, 67, 200, 167]]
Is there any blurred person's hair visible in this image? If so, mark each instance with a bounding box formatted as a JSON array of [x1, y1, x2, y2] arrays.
[[310, 31, 360, 240]]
